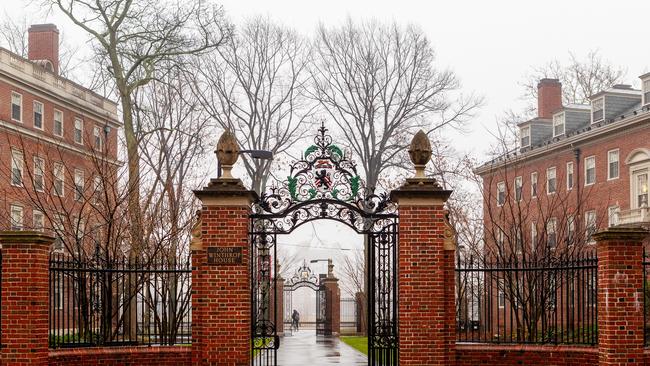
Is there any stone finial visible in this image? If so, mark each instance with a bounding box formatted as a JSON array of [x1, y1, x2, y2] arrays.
[[327, 258, 334, 278], [215, 130, 239, 179], [408, 130, 432, 178]]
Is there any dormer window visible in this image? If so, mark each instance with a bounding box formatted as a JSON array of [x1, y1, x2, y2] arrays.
[[520, 126, 530, 147], [553, 112, 565, 137], [592, 98, 604, 122], [643, 79, 650, 106]]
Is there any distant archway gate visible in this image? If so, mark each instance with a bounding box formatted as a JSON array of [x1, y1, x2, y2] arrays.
[[192, 126, 455, 366], [250, 125, 399, 366], [281, 260, 330, 337]]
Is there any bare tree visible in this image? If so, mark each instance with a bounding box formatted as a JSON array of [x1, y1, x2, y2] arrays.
[[521, 50, 627, 110], [311, 18, 482, 191], [193, 16, 314, 193], [41, 0, 230, 252], [0, 14, 83, 81]]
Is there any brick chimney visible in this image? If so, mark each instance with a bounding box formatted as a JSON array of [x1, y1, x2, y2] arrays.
[[28, 24, 59, 74], [537, 78, 562, 119]]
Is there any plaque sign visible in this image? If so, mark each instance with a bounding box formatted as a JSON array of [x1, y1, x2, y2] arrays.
[[207, 247, 243, 265]]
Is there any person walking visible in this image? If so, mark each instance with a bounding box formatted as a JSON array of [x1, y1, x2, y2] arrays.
[[291, 309, 300, 331]]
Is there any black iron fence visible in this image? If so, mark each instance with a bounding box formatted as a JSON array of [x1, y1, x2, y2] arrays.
[[456, 253, 598, 345], [49, 254, 191, 348]]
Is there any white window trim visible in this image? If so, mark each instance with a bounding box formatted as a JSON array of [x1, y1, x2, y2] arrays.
[[585, 210, 597, 244], [496, 181, 506, 207], [53, 109, 64, 137], [33, 156, 45, 192], [514, 176, 522, 202], [32, 209, 45, 232], [520, 126, 531, 147], [33, 100, 44, 130], [11, 92, 22, 123], [10, 204, 23, 231], [643, 78, 650, 106], [546, 166, 557, 195], [74, 118, 84, 145], [585, 156, 596, 186], [54, 163, 65, 197], [591, 97, 604, 123], [608, 205, 619, 227], [10, 149, 24, 187], [607, 149, 620, 181], [547, 217, 558, 249], [552, 112, 565, 137], [566, 162, 574, 190], [74, 169, 84, 201], [531, 172, 538, 198], [93, 126, 103, 151]]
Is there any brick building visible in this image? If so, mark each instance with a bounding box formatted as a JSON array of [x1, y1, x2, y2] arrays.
[[472, 73, 650, 340], [0, 24, 120, 246]]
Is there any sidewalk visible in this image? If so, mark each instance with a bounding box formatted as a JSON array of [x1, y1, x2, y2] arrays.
[[277, 330, 367, 365]]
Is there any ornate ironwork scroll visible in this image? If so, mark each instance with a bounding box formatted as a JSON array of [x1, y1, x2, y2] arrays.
[[284, 260, 320, 291]]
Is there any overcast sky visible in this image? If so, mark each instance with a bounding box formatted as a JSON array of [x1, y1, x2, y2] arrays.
[[2, 0, 649, 288]]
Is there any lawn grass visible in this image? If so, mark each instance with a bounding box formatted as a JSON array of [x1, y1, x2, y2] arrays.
[[340, 336, 368, 355]]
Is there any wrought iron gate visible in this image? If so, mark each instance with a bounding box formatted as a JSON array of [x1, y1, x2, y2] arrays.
[[250, 124, 398, 366], [315, 285, 328, 336]]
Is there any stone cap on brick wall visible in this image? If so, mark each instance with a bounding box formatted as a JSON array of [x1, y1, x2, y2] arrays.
[[592, 226, 649, 242], [0, 230, 55, 245]]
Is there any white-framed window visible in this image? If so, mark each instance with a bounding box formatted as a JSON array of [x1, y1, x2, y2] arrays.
[[497, 279, 505, 308], [496, 181, 505, 206], [531, 222, 537, 250], [643, 79, 650, 106], [515, 228, 523, 255], [608, 205, 619, 227], [10, 204, 23, 230], [11, 92, 22, 122], [74, 169, 84, 201], [585, 210, 597, 243], [531, 172, 538, 198], [73, 217, 85, 252], [93, 126, 103, 151], [553, 112, 565, 137], [74, 118, 83, 144], [520, 126, 531, 147], [514, 176, 522, 202], [608, 149, 619, 180], [592, 97, 604, 122], [53, 109, 64, 137], [585, 156, 596, 185], [53, 163, 65, 197], [93, 176, 102, 204], [33, 101, 44, 129], [33, 156, 45, 192], [11, 149, 24, 187], [547, 217, 557, 249], [53, 213, 65, 251], [496, 229, 504, 248], [546, 166, 557, 194], [32, 209, 45, 232], [633, 169, 649, 208], [566, 162, 574, 190], [567, 216, 575, 246]]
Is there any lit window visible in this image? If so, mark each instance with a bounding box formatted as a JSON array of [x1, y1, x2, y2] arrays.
[[546, 167, 556, 194], [74, 169, 84, 201], [514, 176, 522, 202], [566, 162, 574, 190], [11, 149, 23, 187], [33, 101, 44, 129], [608, 149, 619, 180], [608, 206, 619, 227], [10, 205, 23, 230], [592, 98, 604, 122], [497, 182, 505, 206], [74, 118, 83, 144], [54, 110, 64, 137], [531, 172, 538, 198], [547, 217, 557, 249], [585, 156, 596, 185], [585, 210, 597, 243], [11, 92, 22, 122], [520, 126, 530, 147], [93, 126, 103, 151], [32, 210, 45, 232], [644, 79, 650, 105], [53, 163, 65, 197], [553, 112, 565, 137], [33, 156, 45, 192]]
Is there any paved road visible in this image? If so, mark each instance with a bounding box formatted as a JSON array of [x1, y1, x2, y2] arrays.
[[276, 331, 367, 366]]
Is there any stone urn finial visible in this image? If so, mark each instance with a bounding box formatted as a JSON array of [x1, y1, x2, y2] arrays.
[[408, 130, 432, 178], [216, 130, 239, 179]]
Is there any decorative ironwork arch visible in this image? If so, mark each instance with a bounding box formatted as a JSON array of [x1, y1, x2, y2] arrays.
[[251, 123, 397, 234], [284, 260, 321, 291]]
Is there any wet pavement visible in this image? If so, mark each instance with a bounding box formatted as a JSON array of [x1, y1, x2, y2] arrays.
[[277, 330, 367, 365]]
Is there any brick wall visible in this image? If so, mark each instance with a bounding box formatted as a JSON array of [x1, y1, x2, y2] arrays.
[[456, 344, 598, 366], [48, 346, 191, 366]]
